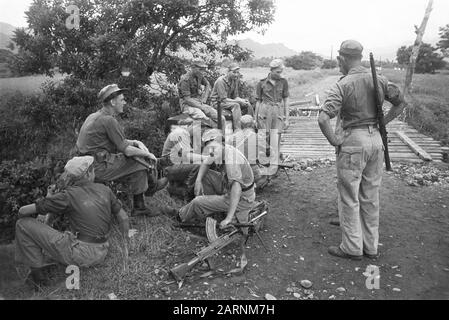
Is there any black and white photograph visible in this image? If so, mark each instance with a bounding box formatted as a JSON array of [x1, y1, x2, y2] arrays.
[[0, 0, 448, 306]]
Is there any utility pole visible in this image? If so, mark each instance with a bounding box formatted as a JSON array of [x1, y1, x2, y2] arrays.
[[404, 0, 434, 95], [330, 46, 333, 60]]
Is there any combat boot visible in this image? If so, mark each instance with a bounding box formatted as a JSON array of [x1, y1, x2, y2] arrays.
[[26, 267, 50, 290], [132, 193, 161, 217], [145, 177, 169, 196]]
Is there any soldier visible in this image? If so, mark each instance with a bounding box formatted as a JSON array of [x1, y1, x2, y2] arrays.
[[318, 40, 407, 260], [15, 156, 132, 289], [210, 62, 253, 130], [255, 59, 290, 171], [166, 129, 256, 230], [178, 60, 220, 124], [76, 84, 167, 217]]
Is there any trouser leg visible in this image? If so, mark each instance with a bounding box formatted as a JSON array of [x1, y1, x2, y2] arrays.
[[221, 102, 242, 130], [179, 194, 253, 223], [337, 132, 365, 256], [359, 133, 384, 255], [119, 170, 149, 195], [15, 218, 73, 268]]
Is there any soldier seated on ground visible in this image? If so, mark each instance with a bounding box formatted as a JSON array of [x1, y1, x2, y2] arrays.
[[14, 156, 132, 289], [161, 123, 208, 201], [210, 62, 254, 130], [75, 84, 167, 217], [165, 129, 256, 228], [164, 129, 256, 263]]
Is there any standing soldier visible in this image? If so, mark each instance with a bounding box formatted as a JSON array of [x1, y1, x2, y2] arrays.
[[76, 84, 167, 217], [255, 59, 290, 173], [210, 62, 253, 130], [318, 40, 407, 260], [178, 60, 220, 124]]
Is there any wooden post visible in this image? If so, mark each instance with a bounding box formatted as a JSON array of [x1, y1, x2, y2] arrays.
[[403, 0, 433, 95]]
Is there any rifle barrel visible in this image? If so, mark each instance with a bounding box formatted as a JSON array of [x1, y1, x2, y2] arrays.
[[369, 53, 392, 171]]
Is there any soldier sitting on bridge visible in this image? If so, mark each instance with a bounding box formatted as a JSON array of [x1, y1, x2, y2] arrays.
[[210, 62, 253, 131], [178, 60, 224, 127]]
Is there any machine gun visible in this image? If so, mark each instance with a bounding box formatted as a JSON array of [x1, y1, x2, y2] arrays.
[[370, 53, 392, 171], [169, 204, 268, 282]]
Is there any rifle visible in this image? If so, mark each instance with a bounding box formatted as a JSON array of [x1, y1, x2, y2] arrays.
[[369, 53, 392, 171], [169, 210, 267, 282]]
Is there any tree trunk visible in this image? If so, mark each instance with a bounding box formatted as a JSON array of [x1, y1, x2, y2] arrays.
[[403, 0, 433, 95]]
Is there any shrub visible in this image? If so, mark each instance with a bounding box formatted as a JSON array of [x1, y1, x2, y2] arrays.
[[0, 158, 64, 243], [285, 52, 323, 70], [322, 59, 337, 69]]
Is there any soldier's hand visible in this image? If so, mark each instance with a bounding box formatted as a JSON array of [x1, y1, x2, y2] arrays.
[[219, 217, 233, 229], [194, 180, 204, 196], [46, 184, 56, 198], [135, 141, 149, 154], [147, 152, 157, 162]]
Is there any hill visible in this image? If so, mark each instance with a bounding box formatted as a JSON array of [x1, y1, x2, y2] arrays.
[[234, 38, 297, 58], [0, 22, 17, 50]]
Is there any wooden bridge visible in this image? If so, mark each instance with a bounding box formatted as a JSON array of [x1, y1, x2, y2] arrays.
[[281, 107, 446, 163]]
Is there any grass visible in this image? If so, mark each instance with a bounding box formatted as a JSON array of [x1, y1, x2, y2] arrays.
[[0, 190, 205, 300], [240, 67, 341, 100], [0, 73, 65, 96], [381, 69, 449, 146]]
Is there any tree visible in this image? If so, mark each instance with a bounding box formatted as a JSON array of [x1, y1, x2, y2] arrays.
[[285, 51, 323, 70], [321, 59, 337, 69], [396, 43, 445, 74], [438, 24, 449, 57], [11, 0, 275, 85]]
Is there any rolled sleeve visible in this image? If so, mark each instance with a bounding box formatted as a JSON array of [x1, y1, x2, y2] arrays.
[[104, 117, 130, 153], [321, 83, 343, 119], [226, 163, 244, 186], [35, 192, 69, 215]]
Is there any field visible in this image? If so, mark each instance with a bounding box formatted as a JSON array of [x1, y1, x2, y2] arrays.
[[0, 73, 65, 96], [0, 67, 448, 300]]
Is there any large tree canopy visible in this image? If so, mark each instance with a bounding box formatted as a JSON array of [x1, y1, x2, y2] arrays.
[[396, 43, 446, 74], [11, 0, 275, 85]]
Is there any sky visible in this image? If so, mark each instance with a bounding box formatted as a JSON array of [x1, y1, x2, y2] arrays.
[[0, 0, 447, 60]]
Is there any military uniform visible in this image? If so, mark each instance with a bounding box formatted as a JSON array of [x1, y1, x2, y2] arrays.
[[255, 75, 289, 132], [321, 40, 405, 257], [210, 74, 243, 129], [178, 143, 256, 224], [178, 72, 218, 121], [162, 127, 200, 200], [255, 60, 289, 172], [15, 157, 120, 269], [76, 108, 150, 195]]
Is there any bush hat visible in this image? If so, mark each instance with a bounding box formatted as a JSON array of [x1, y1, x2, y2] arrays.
[[64, 156, 94, 178], [269, 59, 284, 69], [98, 84, 128, 102]]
